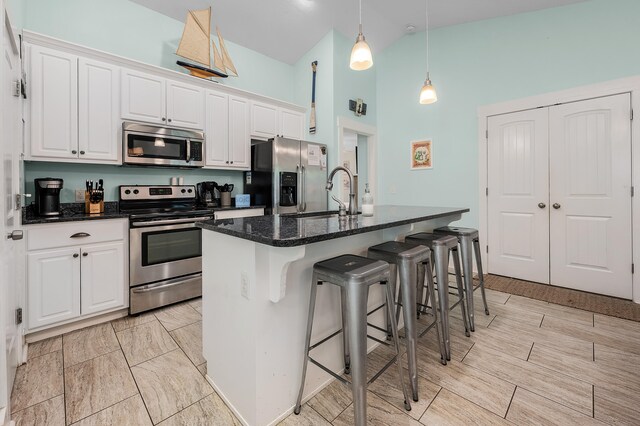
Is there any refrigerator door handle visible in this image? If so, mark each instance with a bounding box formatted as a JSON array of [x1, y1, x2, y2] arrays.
[[296, 164, 302, 212], [301, 165, 306, 212]]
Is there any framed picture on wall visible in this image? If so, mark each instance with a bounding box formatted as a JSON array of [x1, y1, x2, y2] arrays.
[[410, 139, 433, 170]]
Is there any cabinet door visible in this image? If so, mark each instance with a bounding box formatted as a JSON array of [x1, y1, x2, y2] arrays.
[[27, 248, 80, 329], [78, 58, 120, 163], [121, 69, 166, 124], [229, 95, 250, 169], [204, 90, 230, 167], [279, 108, 304, 140], [29, 45, 78, 159], [166, 80, 205, 129], [250, 101, 278, 139], [80, 242, 126, 315]]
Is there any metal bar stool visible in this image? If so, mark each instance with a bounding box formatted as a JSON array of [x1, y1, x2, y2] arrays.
[[294, 255, 411, 426], [367, 241, 445, 402], [405, 233, 470, 361], [434, 226, 489, 332]]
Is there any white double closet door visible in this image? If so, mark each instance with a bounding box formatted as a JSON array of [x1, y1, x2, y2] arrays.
[[487, 93, 632, 299]]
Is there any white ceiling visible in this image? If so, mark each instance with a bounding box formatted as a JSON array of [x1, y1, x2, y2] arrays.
[[131, 0, 586, 64]]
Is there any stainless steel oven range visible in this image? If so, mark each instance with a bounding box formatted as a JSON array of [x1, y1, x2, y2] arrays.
[[119, 185, 213, 314]]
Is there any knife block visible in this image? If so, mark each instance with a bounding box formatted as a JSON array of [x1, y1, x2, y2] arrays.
[[85, 191, 104, 214]]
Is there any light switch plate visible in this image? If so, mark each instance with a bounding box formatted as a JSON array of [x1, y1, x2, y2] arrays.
[[75, 189, 85, 202]]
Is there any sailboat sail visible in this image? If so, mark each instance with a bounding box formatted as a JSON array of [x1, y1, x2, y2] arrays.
[[216, 27, 238, 77], [176, 8, 211, 67], [212, 39, 225, 74]]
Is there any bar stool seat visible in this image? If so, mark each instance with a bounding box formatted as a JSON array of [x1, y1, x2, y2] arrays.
[[434, 226, 490, 332], [405, 233, 470, 361], [367, 241, 446, 402], [294, 254, 411, 426]]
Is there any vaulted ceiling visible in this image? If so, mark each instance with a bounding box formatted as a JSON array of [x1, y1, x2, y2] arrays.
[[132, 0, 586, 64]]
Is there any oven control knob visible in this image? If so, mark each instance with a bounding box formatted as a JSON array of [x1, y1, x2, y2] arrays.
[[124, 189, 131, 195], [181, 189, 186, 193], [133, 189, 139, 195]]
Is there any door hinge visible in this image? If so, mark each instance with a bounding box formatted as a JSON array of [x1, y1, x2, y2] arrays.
[[486, 245, 489, 253], [632, 186, 635, 197], [633, 263, 635, 274], [16, 308, 23, 325], [12, 80, 20, 97], [486, 187, 489, 196], [485, 130, 489, 139], [631, 109, 634, 121]]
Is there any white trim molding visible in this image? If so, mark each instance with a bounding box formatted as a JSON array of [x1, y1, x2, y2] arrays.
[[477, 76, 640, 303], [336, 116, 378, 201]]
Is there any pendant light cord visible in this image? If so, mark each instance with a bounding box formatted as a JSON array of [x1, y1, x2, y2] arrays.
[[425, 0, 429, 77], [359, 0, 363, 33]]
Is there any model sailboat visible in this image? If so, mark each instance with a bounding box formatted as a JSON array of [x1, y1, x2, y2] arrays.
[[176, 7, 238, 79]]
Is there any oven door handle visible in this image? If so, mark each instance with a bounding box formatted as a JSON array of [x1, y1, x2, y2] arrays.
[[131, 216, 213, 227], [132, 274, 201, 293]]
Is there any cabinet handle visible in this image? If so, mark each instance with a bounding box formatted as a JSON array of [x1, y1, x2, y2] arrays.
[[230, 161, 234, 164], [71, 150, 77, 154], [162, 117, 166, 121], [168, 118, 172, 123], [73, 253, 79, 258], [79, 150, 85, 155], [82, 252, 88, 257], [70, 232, 91, 238], [226, 161, 229, 164], [553, 203, 561, 209], [538, 203, 546, 209]]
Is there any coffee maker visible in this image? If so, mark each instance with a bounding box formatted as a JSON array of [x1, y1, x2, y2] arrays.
[[196, 181, 218, 207], [34, 177, 63, 216]]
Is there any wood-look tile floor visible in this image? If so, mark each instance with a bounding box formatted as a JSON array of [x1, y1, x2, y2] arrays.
[[11, 289, 640, 425]]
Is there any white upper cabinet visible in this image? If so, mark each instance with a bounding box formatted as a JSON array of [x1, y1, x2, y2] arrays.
[[78, 58, 120, 163], [205, 90, 230, 167], [121, 69, 204, 130], [250, 101, 304, 140], [166, 80, 205, 129], [250, 101, 278, 139], [121, 69, 166, 125], [29, 45, 78, 159], [279, 108, 304, 140], [205, 90, 249, 170], [229, 95, 250, 169]]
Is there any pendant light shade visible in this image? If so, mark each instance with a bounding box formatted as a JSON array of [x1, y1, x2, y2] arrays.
[[419, 74, 437, 104], [419, 0, 437, 104], [350, 0, 373, 70]]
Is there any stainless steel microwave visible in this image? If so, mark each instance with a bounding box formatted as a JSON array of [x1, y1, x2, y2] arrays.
[[123, 122, 205, 168]]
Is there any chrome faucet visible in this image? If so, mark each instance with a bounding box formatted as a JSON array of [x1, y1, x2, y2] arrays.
[[326, 166, 357, 216]]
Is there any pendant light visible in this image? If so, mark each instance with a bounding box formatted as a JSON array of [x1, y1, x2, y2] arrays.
[[349, 0, 373, 70], [419, 0, 437, 104]]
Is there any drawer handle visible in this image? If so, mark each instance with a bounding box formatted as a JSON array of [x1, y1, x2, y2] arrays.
[[70, 232, 91, 238]]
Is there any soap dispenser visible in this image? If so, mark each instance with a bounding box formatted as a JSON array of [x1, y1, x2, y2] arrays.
[[362, 183, 374, 216]]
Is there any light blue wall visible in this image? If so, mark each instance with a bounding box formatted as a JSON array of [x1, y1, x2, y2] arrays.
[[23, 0, 295, 102], [376, 0, 640, 227], [25, 162, 243, 203], [6, 0, 24, 29]]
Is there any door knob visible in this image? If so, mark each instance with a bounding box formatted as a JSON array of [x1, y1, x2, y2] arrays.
[[6, 230, 23, 240], [553, 203, 561, 209], [538, 203, 546, 209]]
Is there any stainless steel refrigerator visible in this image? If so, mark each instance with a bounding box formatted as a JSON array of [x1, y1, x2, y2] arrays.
[[244, 137, 328, 214]]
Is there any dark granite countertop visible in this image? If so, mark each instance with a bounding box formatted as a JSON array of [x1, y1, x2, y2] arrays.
[[23, 202, 128, 225], [197, 205, 469, 247], [23, 202, 267, 225]]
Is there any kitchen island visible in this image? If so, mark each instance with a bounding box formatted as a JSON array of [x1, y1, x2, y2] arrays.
[[197, 206, 468, 426]]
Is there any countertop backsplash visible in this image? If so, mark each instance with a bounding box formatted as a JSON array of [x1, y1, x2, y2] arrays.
[[24, 161, 245, 203]]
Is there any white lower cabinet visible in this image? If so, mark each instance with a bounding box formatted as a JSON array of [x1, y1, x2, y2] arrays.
[[80, 242, 125, 316], [26, 219, 127, 330], [27, 247, 81, 329]]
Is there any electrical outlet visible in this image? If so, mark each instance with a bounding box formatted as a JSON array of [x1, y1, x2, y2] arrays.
[[241, 272, 250, 299], [75, 189, 85, 202]]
